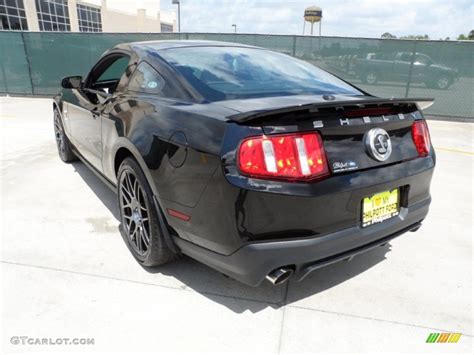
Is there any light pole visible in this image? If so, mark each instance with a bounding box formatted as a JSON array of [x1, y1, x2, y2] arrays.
[[232, 24, 237, 33], [172, 0, 181, 33]]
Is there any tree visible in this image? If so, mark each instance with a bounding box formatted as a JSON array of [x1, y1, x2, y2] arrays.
[[400, 34, 430, 40], [381, 32, 396, 39], [456, 31, 473, 40]]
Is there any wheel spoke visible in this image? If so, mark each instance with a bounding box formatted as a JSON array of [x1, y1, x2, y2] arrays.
[[121, 195, 131, 207], [138, 189, 146, 209], [121, 185, 132, 204], [125, 218, 133, 233], [125, 173, 134, 198], [135, 226, 142, 253], [137, 189, 148, 214], [130, 222, 138, 240], [133, 178, 140, 200]]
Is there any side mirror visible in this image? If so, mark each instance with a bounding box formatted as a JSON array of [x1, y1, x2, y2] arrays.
[[61, 76, 82, 89]]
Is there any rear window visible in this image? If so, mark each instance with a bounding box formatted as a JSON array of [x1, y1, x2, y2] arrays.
[[160, 46, 362, 101]]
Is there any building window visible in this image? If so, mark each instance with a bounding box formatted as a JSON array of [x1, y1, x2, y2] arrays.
[[35, 0, 70, 31], [77, 3, 101, 32], [161, 23, 173, 33], [0, 0, 28, 31]]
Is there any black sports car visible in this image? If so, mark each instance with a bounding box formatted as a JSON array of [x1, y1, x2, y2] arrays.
[[53, 41, 435, 286]]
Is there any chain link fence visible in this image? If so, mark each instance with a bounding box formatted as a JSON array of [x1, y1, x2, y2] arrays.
[[1, 32, 473, 118]]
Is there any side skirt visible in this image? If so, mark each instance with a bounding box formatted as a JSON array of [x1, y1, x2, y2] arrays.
[[71, 147, 117, 193]]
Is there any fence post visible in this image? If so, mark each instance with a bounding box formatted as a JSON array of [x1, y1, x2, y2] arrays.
[[0, 36, 9, 94], [292, 35, 296, 57], [1, 65, 9, 94], [404, 40, 417, 98], [20, 32, 35, 95]]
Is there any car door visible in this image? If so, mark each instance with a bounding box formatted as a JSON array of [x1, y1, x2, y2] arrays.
[[392, 52, 412, 82], [67, 52, 131, 171], [411, 54, 432, 82]]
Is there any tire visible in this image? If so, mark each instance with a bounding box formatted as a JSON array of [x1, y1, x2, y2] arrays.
[[363, 71, 378, 85], [425, 75, 451, 90], [54, 107, 77, 163], [435, 75, 451, 90], [117, 157, 176, 267]]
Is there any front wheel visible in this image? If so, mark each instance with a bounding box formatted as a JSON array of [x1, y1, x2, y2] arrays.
[[117, 157, 176, 267], [435, 76, 451, 90], [54, 108, 76, 163]]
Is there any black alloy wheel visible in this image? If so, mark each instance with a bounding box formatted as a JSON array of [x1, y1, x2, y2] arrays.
[[119, 169, 151, 256], [117, 158, 176, 266], [54, 108, 76, 163]]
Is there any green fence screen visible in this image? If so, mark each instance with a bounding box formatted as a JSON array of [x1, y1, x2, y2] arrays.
[[1, 32, 473, 118]]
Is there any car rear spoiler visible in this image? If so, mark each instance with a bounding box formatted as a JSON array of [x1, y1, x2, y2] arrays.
[[227, 97, 434, 123]]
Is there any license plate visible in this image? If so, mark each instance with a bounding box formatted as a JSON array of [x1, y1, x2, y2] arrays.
[[362, 189, 399, 227]]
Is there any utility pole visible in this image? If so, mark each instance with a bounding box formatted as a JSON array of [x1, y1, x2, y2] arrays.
[[172, 0, 181, 32], [232, 24, 237, 33]]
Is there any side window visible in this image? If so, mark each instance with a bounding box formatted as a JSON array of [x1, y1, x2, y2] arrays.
[[127, 62, 165, 94], [87, 54, 131, 98], [97, 56, 130, 82], [415, 54, 432, 65], [398, 53, 412, 62]]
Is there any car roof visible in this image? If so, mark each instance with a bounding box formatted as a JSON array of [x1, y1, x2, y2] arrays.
[[121, 40, 260, 53], [107, 40, 265, 101]]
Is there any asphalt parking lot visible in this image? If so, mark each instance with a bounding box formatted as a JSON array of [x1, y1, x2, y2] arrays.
[[1, 96, 472, 353]]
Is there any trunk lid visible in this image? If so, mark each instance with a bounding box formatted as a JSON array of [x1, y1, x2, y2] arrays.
[[222, 95, 434, 174]]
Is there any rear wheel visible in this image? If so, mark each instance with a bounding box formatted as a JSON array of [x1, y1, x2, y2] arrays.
[[425, 75, 451, 90], [364, 71, 378, 85], [54, 108, 76, 163], [117, 157, 175, 266]]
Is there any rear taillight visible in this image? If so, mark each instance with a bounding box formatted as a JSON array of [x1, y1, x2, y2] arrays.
[[238, 132, 329, 181], [411, 120, 431, 157]]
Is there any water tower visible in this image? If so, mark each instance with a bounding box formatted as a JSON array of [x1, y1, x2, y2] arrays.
[[303, 6, 322, 36]]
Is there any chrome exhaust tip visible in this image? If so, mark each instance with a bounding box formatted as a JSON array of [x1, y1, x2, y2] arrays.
[[265, 267, 294, 286]]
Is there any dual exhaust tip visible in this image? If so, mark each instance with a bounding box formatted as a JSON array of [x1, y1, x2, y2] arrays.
[[265, 267, 294, 286]]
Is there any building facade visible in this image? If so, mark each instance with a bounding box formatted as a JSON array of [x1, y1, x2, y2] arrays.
[[0, 0, 176, 33]]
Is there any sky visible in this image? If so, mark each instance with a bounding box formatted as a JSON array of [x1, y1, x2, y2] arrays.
[[92, 0, 473, 39]]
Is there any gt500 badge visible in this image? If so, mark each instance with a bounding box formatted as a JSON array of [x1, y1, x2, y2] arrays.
[[333, 161, 358, 173]]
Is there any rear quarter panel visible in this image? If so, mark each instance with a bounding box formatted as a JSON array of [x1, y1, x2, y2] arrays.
[[101, 95, 228, 208]]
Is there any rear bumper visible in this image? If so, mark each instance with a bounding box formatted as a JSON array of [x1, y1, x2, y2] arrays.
[[174, 196, 430, 286]]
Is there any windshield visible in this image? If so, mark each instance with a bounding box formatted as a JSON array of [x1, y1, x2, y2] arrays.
[[159, 46, 363, 101]]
